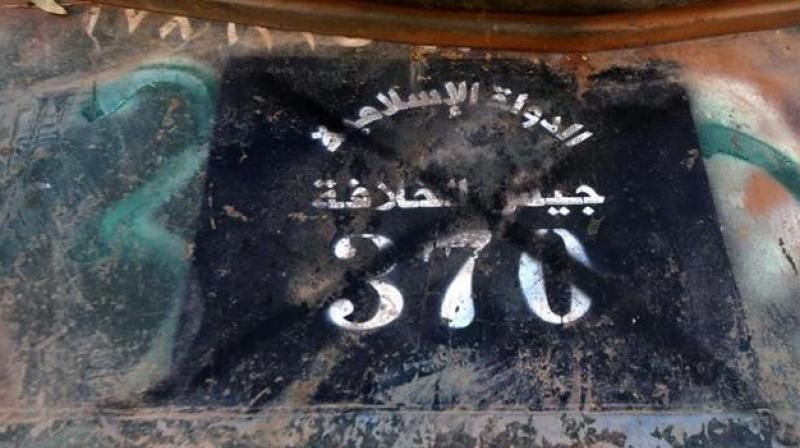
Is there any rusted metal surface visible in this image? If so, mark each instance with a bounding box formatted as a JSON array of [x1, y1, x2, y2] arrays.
[[88, 0, 800, 52], [0, 4, 799, 447], [366, 0, 711, 14]]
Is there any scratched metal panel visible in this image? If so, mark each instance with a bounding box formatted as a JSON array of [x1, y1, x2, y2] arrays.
[[0, 4, 799, 447]]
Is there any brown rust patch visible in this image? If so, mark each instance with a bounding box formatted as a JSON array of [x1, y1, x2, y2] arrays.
[[278, 344, 343, 406], [92, 0, 800, 52], [0, 313, 23, 408], [743, 171, 791, 215], [223, 204, 249, 222]]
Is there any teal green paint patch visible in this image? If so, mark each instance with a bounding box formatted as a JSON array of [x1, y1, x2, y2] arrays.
[[84, 62, 218, 393], [82, 63, 218, 143], [696, 121, 800, 201], [99, 146, 206, 259]]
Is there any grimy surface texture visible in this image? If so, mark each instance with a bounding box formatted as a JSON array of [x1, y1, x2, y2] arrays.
[[0, 4, 798, 447]]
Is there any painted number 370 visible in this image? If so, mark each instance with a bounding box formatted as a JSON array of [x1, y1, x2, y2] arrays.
[[327, 229, 594, 331]]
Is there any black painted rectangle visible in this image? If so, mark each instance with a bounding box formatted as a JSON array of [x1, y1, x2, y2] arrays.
[[162, 57, 756, 411]]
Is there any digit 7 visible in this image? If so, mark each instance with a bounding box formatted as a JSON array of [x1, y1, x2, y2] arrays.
[[422, 230, 492, 328]]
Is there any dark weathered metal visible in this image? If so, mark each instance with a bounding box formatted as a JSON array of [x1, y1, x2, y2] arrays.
[[89, 0, 800, 51], [3, 4, 800, 446]]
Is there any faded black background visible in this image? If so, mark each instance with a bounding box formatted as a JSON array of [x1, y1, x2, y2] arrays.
[[154, 57, 757, 410]]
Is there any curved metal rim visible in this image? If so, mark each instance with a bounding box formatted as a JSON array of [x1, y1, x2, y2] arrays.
[[92, 0, 800, 51]]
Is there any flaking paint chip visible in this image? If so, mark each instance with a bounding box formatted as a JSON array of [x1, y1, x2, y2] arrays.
[[223, 205, 249, 222], [30, 0, 67, 15]]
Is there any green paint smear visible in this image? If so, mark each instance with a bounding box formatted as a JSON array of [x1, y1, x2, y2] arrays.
[[696, 121, 800, 201], [85, 62, 217, 394]]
